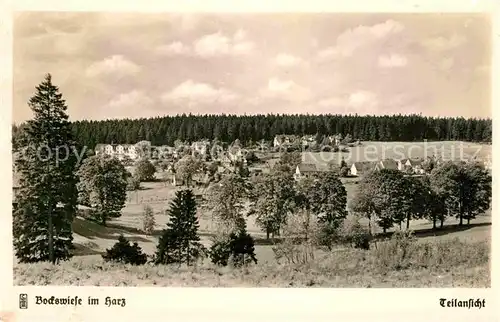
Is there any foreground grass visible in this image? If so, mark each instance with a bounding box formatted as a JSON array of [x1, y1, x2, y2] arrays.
[[14, 238, 490, 287]]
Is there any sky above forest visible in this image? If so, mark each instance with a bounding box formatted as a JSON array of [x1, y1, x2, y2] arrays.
[[13, 12, 491, 122]]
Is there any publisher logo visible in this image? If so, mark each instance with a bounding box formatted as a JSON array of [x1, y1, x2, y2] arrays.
[[19, 294, 28, 310]]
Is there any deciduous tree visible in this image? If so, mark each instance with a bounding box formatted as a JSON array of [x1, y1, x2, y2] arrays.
[[135, 159, 156, 182], [76, 155, 128, 226], [249, 171, 297, 239]]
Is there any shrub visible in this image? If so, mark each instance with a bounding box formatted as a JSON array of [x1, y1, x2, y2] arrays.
[[142, 205, 155, 235], [102, 235, 147, 265], [272, 212, 323, 264], [209, 237, 232, 267], [316, 223, 342, 251], [340, 166, 349, 177], [209, 229, 258, 267], [374, 230, 416, 270], [341, 217, 372, 250]]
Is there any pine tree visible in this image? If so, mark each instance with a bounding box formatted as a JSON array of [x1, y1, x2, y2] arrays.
[[13, 74, 78, 264], [153, 189, 206, 265]]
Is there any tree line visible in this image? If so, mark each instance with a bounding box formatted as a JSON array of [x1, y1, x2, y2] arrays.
[[13, 112, 492, 151]]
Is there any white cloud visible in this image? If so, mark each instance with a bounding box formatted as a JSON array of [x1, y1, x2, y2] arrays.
[[193, 30, 255, 57], [318, 91, 379, 114], [267, 78, 295, 92], [161, 80, 238, 105], [101, 90, 154, 119], [106, 90, 153, 109], [261, 77, 311, 102], [378, 53, 408, 67], [275, 53, 303, 67], [421, 34, 467, 52], [348, 90, 378, 108], [317, 19, 405, 60], [156, 41, 190, 55], [85, 55, 140, 78]]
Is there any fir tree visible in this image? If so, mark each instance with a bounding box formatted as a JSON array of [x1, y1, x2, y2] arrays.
[[13, 74, 78, 264], [153, 189, 206, 265]]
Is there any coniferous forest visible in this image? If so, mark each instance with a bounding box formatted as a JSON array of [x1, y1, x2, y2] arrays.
[[13, 113, 492, 150]]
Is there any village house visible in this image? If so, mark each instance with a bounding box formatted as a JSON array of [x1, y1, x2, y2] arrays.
[[294, 163, 320, 180], [157, 145, 178, 159], [326, 134, 342, 146], [273, 135, 298, 147], [95, 144, 139, 160], [227, 145, 245, 163], [374, 159, 399, 171], [191, 140, 211, 156], [301, 135, 316, 147], [397, 158, 425, 174], [350, 161, 377, 176]]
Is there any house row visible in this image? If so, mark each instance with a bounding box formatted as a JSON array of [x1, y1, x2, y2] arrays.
[[350, 158, 426, 176], [291, 157, 428, 180], [95, 141, 214, 161], [273, 134, 342, 148]]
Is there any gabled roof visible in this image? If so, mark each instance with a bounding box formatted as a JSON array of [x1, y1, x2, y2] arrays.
[[351, 161, 376, 172], [406, 158, 423, 166], [297, 163, 318, 173], [377, 159, 398, 170]]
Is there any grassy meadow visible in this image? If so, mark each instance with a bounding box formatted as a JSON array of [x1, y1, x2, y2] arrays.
[[13, 141, 492, 287]]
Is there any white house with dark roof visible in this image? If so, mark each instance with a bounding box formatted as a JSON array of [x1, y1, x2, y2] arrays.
[[397, 158, 425, 174], [350, 161, 377, 176], [95, 143, 138, 160], [273, 135, 299, 147], [294, 163, 320, 180]]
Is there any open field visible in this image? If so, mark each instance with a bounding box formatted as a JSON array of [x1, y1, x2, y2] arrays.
[[15, 237, 490, 287]]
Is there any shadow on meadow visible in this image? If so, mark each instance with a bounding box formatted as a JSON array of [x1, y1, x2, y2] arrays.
[[72, 217, 150, 243]]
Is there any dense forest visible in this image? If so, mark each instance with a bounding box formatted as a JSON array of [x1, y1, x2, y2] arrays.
[[13, 114, 492, 150]]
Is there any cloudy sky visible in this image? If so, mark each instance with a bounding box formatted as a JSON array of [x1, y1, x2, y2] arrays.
[[13, 12, 491, 123]]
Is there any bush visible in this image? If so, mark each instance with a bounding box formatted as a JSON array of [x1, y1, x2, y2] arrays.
[[102, 235, 147, 265], [209, 237, 232, 267], [340, 217, 372, 250], [340, 166, 349, 177], [374, 230, 416, 270], [272, 212, 323, 264], [209, 229, 258, 267], [316, 223, 341, 250]]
